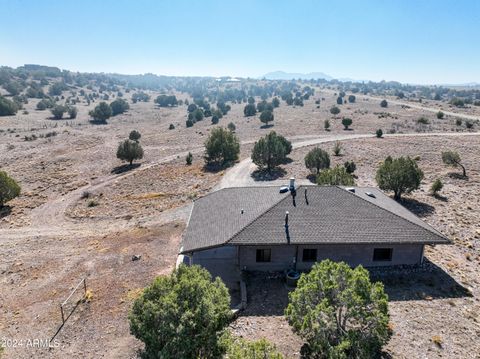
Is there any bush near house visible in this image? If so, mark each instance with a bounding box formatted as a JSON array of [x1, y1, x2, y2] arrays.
[[129, 265, 231, 359], [304, 147, 330, 174], [285, 260, 391, 358], [316, 165, 355, 186]]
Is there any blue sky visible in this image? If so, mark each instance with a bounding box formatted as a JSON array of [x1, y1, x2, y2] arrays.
[[1, 0, 479, 84]]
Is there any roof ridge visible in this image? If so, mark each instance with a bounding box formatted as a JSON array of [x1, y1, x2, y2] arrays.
[[338, 186, 449, 242]]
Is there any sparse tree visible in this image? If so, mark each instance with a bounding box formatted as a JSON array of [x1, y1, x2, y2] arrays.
[[68, 106, 78, 119], [285, 260, 390, 358], [204, 127, 240, 167], [251, 131, 290, 172], [376, 156, 424, 200], [348, 94, 356, 103], [380, 99, 388, 108], [116, 139, 144, 165], [259, 110, 274, 126], [89, 102, 112, 123], [304, 147, 330, 174], [430, 178, 443, 196], [316, 166, 355, 185], [244, 103, 257, 117], [442, 150, 466, 177], [0, 171, 21, 207], [376, 128, 383, 138], [324, 119, 330, 131], [110, 98, 130, 116], [50, 105, 66, 119], [247, 96, 255, 104], [336, 96, 343, 105], [342, 117, 353, 130], [129, 130, 141, 142], [129, 265, 231, 359], [330, 106, 340, 115], [272, 97, 280, 108], [0, 96, 19, 116]]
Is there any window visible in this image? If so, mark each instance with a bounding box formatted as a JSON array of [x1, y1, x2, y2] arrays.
[[373, 248, 393, 262], [302, 248, 317, 262], [256, 249, 271, 262]]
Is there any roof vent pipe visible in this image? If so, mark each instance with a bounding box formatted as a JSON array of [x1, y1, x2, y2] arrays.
[[289, 177, 295, 191], [285, 211, 289, 227], [241, 209, 244, 214], [305, 188, 309, 205]]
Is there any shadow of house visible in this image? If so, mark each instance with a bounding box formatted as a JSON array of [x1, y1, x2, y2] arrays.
[[371, 259, 471, 301], [237, 259, 470, 318], [110, 163, 141, 174]]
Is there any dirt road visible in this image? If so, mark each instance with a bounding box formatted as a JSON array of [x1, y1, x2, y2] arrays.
[[219, 132, 480, 188]]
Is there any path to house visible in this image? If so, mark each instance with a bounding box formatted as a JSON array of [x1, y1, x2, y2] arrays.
[[219, 132, 480, 189]]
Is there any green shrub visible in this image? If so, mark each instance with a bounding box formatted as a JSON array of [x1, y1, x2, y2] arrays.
[[129, 265, 231, 359], [259, 110, 274, 126], [186, 152, 193, 165], [304, 147, 330, 174], [417, 116, 430, 124], [251, 131, 291, 172], [0, 171, 21, 207], [68, 106, 78, 119], [186, 118, 194, 127], [50, 105, 66, 120], [89, 102, 112, 123], [342, 117, 353, 130], [330, 106, 340, 115], [316, 166, 355, 185], [169, 124, 175, 130], [155, 94, 178, 107], [348, 94, 356, 103], [430, 178, 443, 196], [333, 141, 342, 156], [344, 160, 356, 174], [227, 122, 236, 132], [116, 139, 144, 165], [225, 337, 284, 359], [455, 118, 462, 126], [129, 130, 141, 142], [324, 119, 330, 131], [436, 111, 444, 119], [376, 128, 383, 138], [204, 127, 240, 166], [0, 96, 19, 116], [110, 98, 130, 116], [442, 150, 466, 176], [285, 260, 390, 358], [380, 99, 388, 108], [244, 103, 257, 117], [376, 156, 424, 200]]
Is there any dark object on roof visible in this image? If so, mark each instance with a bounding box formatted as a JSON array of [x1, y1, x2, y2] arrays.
[[181, 186, 449, 253]]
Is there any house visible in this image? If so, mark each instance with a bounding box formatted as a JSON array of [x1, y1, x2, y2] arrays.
[[180, 181, 449, 286]]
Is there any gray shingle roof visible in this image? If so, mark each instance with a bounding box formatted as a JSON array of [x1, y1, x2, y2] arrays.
[[181, 185, 449, 253]]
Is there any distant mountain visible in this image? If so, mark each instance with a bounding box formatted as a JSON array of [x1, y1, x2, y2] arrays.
[[263, 71, 333, 81]]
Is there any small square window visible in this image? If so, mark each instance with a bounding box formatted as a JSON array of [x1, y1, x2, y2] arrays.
[[256, 249, 271, 262], [373, 248, 393, 262], [302, 248, 317, 262]]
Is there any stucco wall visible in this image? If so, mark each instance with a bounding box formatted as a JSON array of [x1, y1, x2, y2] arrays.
[[238, 243, 424, 271]]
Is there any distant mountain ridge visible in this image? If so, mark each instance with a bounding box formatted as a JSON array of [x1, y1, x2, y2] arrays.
[[263, 71, 333, 81]]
